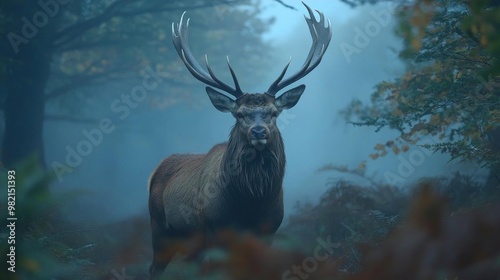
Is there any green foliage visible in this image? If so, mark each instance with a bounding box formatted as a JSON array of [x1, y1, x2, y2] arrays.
[[356, 183, 500, 280], [0, 156, 148, 279], [0, 156, 75, 279], [341, 0, 500, 167], [2, 157, 499, 279], [282, 170, 500, 275], [283, 180, 406, 271]]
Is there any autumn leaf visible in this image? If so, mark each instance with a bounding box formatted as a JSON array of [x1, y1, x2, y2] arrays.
[[359, 162, 366, 171], [375, 143, 386, 151], [392, 145, 401, 155]]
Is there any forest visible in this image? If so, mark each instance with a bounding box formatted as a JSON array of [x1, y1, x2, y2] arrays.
[[0, 0, 499, 279]]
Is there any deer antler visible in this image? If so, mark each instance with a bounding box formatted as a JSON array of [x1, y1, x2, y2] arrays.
[[266, 2, 332, 96], [172, 12, 244, 99]]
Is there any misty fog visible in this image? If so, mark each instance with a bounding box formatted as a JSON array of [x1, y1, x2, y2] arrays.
[[41, 0, 486, 224], [3, 0, 499, 279]]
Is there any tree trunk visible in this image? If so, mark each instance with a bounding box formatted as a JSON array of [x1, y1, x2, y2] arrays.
[[2, 43, 50, 167], [485, 128, 500, 190], [0, 1, 59, 168]]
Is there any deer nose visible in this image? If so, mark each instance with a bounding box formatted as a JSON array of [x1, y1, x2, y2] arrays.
[[251, 125, 268, 140]]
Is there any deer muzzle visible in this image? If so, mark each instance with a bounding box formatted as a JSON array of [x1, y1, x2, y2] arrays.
[[249, 125, 269, 150]]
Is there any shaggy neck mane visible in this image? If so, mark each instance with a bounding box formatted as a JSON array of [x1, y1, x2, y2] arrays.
[[220, 125, 286, 203]]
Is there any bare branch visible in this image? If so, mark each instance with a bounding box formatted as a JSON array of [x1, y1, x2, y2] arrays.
[[274, 0, 296, 10], [45, 71, 129, 101], [52, 0, 246, 50], [44, 114, 100, 124], [52, 0, 133, 49]]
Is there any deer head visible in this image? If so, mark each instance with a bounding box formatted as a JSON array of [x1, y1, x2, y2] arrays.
[[172, 2, 332, 150]]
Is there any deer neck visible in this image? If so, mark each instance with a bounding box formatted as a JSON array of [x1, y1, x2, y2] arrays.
[[220, 126, 286, 202]]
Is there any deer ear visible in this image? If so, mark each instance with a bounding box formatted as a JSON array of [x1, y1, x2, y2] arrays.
[[206, 87, 236, 113], [275, 84, 306, 110]]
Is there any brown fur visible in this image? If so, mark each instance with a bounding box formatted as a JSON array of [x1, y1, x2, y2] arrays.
[[148, 123, 285, 278], [152, 5, 331, 277]]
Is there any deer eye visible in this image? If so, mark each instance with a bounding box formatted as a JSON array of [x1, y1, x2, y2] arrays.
[[271, 111, 278, 118], [236, 112, 244, 119]]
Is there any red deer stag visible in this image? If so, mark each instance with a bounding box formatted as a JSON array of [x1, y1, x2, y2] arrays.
[[148, 2, 331, 278]]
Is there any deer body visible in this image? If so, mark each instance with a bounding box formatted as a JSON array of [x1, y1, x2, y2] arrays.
[[149, 124, 285, 236], [149, 3, 331, 279]]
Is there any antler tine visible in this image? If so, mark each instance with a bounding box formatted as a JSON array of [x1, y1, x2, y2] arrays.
[[267, 57, 291, 94], [172, 12, 243, 98], [267, 2, 332, 96], [226, 56, 242, 94]]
